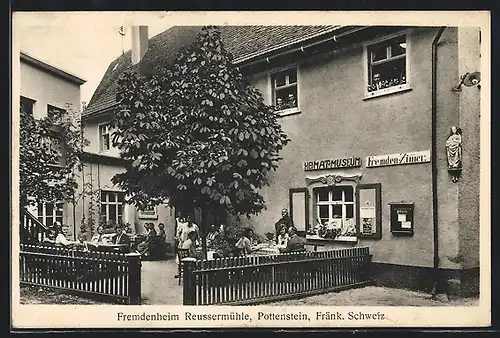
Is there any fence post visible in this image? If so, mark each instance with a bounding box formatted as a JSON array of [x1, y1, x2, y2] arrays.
[[125, 253, 142, 305], [183, 258, 197, 305]]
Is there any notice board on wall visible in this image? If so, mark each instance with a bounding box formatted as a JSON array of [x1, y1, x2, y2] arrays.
[[389, 202, 415, 236], [356, 183, 382, 239]]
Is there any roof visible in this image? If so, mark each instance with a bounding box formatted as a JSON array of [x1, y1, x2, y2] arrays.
[[20, 51, 86, 85], [84, 25, 343, 117]]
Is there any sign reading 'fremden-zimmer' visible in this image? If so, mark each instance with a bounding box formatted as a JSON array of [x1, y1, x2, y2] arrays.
[[366, 150, 431, 168]]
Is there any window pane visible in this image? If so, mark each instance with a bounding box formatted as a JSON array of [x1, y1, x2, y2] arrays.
[[318, 205, 329, 219], [332, 188, 342, 201], [343, 186, 354, 202], [56, 203, 63, 216], [38, 203, 43, 217], [274, 73, 286, 87], [46, 217, 53, 227], [101, 205, 107, 217], [109, 205, 117, 222], [101, 191, 106, 202], [288, 69, 297, 84], [346, 204, 354, 219], [390, 36, 406, 57], [317, 189, 328, 202], [369, 44, 388, 62], [108, 193, 116, 202], [38, 217, 44, 224], [46, 203, 54, 217], [117, 194, 124, 203], [332, 205, 342, 218], [118, 216, 123, 225], [56, 216, 63, 225], [370, 58, 406, 87]]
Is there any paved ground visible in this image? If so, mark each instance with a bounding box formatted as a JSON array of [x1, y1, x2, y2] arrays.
[[20, 259, 479, 307]]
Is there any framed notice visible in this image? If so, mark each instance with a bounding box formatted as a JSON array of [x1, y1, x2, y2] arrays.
[[355, 183, 382, 239], [389, 202, 415, 236]]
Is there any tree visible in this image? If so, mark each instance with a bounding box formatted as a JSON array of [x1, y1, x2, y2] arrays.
[[19, 104, 88, 211], [111, 26, 290, 257]]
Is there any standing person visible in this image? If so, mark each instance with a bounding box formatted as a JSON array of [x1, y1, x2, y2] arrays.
[[235, 228, 253, 256], [279, 227, 306, 253], [274, 208, 293, 243], [174, 215, 200, 278]]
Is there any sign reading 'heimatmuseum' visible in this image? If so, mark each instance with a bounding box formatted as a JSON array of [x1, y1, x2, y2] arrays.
[[366, 150, 431, 168], [303, 156, 362, 171]]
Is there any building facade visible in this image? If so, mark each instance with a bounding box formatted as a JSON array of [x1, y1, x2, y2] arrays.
[[83, 25, 481, 295], [20, 52, 86, 240]]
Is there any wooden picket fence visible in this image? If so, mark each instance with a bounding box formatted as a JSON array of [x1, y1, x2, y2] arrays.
[[183, 246, 373, 305], [19, 244, 141, 304]]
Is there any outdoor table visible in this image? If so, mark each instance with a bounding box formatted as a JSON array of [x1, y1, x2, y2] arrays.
[[84, 242, 130, 253]]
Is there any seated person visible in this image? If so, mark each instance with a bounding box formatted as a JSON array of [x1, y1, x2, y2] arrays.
[[180, 230, 199, 259], [206, 224, 222, 247], [157, 223, 166, 243], [52, 222, 78, 247], [276, 225, 290, 248], [114, 225, 131, 246], [137, 223, 157, 258], [235, 228, 253, 256], [90, 226, 105, 245], [279, 226, 306, 253]]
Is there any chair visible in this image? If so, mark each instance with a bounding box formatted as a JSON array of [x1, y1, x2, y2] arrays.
[[177, 248, 191, 285]]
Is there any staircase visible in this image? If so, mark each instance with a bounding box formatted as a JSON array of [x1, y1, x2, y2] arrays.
[[20, 207, 49, 243]]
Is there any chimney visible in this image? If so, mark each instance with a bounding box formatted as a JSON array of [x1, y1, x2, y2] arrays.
[[131, 26, 149, 65]]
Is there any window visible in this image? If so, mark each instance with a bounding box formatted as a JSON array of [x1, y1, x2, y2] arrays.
[[366, 34, 408, 95], [100, 191, 125, 226], [99, 124, 111, 152], [307, 186, 357, 240], [37, 202, 64, 228], [139, 205, 158, 220], [47, 104, 66, 120], [272, 68, 298, 112], [20, 96, 35, 115]]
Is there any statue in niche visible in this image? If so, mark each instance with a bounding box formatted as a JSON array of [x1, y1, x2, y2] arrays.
[[445, 126, 463, 182]]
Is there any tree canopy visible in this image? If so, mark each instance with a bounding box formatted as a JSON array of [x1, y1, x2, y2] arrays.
[[19, 105, 88, 208], [111, 26, 290, 229]]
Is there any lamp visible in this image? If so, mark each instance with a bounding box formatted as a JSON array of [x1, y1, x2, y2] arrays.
[[452, 71, 481, 92]]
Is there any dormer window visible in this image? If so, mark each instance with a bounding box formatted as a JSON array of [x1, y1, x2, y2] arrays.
[[99, 124, 111, 152], [272, 67, 299, 115]]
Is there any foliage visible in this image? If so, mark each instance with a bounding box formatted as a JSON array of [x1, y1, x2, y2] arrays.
[[110, 26, 290, 232], [19, 104, 89, 208]]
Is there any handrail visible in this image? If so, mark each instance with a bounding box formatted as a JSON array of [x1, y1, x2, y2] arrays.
[[20, 207, 49, 232]]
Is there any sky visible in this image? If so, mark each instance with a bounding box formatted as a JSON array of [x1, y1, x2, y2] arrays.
[[14, 12, 174, 106]]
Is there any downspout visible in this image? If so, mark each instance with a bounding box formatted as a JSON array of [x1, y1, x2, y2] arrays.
[[431, 26, 446, 295]]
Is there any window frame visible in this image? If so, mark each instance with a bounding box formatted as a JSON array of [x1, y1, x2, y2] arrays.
[[315, 186, 355, 227], [37, 202, 64, 228], [98, 122, 111, 153], [307, 184, 357, 241], [20, 96, 36, 115], [100, 190, 125, 227], [363, 30, 412, 100], [269, 65, 301, 117]]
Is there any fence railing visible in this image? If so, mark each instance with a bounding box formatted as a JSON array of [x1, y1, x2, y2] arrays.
[[19, 244, 141, 304], [183, 247, 373, 305], [20, 208, 49, 243]]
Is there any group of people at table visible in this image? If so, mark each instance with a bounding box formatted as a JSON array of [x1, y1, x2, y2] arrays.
[[173, 208, 306, 269], [41, 221, 168, 257]]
